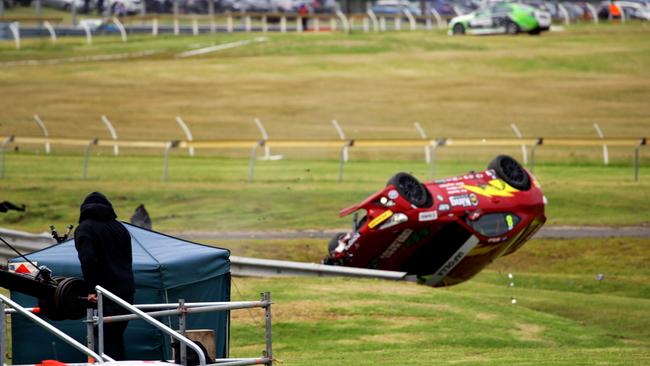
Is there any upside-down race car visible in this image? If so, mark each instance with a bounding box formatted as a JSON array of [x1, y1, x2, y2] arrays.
[[323, 155, 546, 287]]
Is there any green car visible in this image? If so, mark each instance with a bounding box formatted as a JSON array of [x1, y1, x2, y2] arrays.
[[448, 3, 552, 35]]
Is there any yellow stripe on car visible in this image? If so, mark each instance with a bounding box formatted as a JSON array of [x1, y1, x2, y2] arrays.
[[368, 210, 394, 229], [464, 179, 519, 198]]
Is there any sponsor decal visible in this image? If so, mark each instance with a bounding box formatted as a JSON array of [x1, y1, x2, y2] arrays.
[[438, 203, 450, 212], [436, 194, 444, 201], [368, 210, 393, 229], [439, 182, 467, 195], [380, 229, 413, 259], [470, 193, 478, 206], [449, 194, 478, 208], [387, 189, 399, 199], [464, 179, 519, 198], [8, 262, 38, 274], [418, 210, 438, 222]]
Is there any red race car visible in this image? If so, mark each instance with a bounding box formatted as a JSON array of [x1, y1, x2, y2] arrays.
[[324, 155, 546, 287]]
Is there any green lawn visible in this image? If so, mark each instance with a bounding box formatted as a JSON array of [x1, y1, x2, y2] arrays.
[[0, 153, 648, 232], [228, 237, 650, 365]]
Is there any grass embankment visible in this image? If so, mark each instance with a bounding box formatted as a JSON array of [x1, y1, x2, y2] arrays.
[[228, 237, 650, 365], [0, 23, 648, 145], [0, 154, 648, 232]]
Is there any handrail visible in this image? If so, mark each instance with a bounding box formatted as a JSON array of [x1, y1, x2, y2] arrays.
[[0, 293, 105, 363], [95, 285, 207, 366]]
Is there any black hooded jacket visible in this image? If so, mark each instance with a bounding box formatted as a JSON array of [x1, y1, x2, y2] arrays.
[[74, 192, 135, 295]]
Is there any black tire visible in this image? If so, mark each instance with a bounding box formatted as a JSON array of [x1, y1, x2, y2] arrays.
[[328, 233, 346, 253], [452, 23, 465, 35], [488, 155, 531, 190], [55, 277, 88, 320], [387, 173, 433, 208], [505, 20, 519, 35], [528, 28, 541, 35]]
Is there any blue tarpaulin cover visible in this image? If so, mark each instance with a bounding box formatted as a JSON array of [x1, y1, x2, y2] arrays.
[[9, 222, 231, 363]]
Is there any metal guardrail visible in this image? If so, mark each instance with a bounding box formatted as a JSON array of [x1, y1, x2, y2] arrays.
[[230, 255, 407, 280], [0, 228, 54, 264]]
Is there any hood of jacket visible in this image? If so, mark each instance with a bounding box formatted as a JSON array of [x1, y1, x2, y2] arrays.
[[79, 192, 117, 223]]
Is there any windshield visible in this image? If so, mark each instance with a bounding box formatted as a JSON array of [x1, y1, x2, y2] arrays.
[[467, 213, 520, 237]]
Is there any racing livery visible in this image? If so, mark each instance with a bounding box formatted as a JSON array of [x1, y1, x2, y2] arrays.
[[324, 155, 546, 287], [449, 3, 551, 35]]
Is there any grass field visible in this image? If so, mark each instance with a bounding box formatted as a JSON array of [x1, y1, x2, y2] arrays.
[[0, 19, 649, 365], [227, 237, 650, 365]]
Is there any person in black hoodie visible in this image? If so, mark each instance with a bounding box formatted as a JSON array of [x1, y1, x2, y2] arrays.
[[75, 192, 135, 360]]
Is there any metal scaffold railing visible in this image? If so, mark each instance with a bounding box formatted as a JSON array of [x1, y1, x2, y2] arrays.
[[0, 288, 274, 366]]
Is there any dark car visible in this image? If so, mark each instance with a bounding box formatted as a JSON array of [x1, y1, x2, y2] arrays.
[[324, 155, 546, 287]]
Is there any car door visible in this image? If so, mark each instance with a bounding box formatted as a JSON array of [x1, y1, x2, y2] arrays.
[[468, 9, 493, 29], [490, 4, 511, 31]]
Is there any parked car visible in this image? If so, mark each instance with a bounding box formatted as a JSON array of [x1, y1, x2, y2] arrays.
[[323, 155, 546, 287], [42, 0, 85, 11], [598, 0, 650, 19], [371, 0, 422, 16], [449, 3, 551, 35]]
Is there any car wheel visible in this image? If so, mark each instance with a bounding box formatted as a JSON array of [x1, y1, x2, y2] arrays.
[[452, 23, 465, 35], [328, 232, 346, 253], [488, 155, 531, 190], [528, 28, 541, 35], [387, 173, 433, 208], [505, 21, 519, 35]]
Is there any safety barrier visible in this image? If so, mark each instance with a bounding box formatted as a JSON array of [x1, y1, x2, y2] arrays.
[[0, 287, 274, 366], [0, 133, 645, 182]]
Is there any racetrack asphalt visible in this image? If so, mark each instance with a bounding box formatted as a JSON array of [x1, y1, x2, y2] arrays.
[[173, 226, 650, 241]]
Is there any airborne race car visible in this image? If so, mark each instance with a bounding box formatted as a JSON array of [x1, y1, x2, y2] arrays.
[[324, 155, 546, 287]]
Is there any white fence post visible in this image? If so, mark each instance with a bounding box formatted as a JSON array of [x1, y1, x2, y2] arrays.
[[558, 3, 570, 25], [403, 9, 416, 31], [81, 22, 93, 44], [395, 16, 401, 31], [280, 16, 287, 33], [331, 119, 348, 162], [33, 115, 50, 154], [9, 22, 20, 50], [152, 17, 159, 36], [367, 9, 378, 31], [414, 122, 430, 163], [101, 115, 119, 156], [192, 18, 199, 35], [112, 17, 127, 42], [297, 16, 303, 32], [254, 118, 282, 160], [585, 3, 598, 24], [379, 16, 386, 31], [593, 123, 609, 166], [262, 15, 268, 33], [335, 11, 350, 33], [314, 17, 320, 32], [245, 15, 252, 32], [175, 116, 195, 157], [43, 21, 57, 44], [510, 123, 528, 165], [362, 16, 369, 32], [430, 8, 444, 29], [330, 17, 337, 31], [227, 15, 233, 33]]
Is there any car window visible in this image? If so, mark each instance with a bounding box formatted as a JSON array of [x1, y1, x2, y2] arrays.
[[467, 213, 520, 237]]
